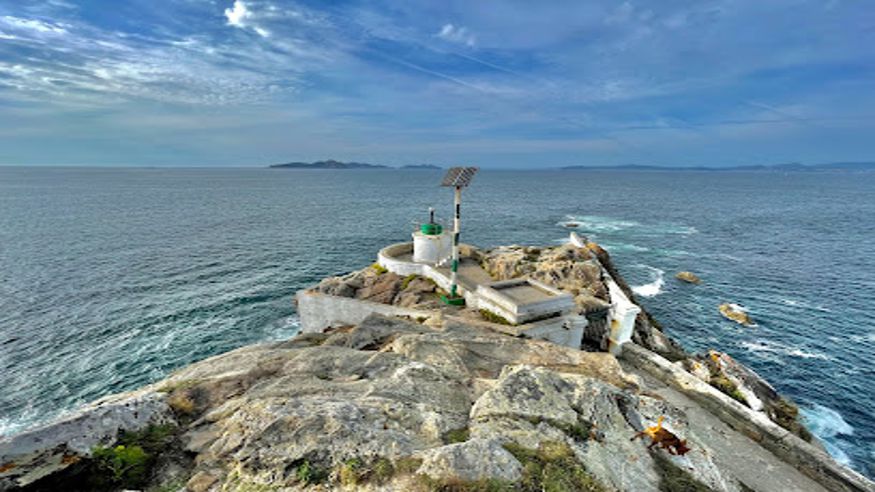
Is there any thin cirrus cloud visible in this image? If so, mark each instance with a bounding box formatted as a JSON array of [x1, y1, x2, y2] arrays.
[[0, 0, 873, 167], [436, 23, 476, 47]]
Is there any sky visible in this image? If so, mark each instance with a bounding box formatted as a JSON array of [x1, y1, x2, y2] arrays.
[[0, 0, 873, 168]]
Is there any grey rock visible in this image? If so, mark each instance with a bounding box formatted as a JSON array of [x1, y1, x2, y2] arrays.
[[416, 438, 522, 482]]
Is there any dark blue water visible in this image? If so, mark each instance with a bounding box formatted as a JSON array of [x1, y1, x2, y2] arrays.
[[1, 167, 873, 477]]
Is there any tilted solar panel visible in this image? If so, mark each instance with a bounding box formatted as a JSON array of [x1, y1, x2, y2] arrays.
[[441, 167, 478, 187]]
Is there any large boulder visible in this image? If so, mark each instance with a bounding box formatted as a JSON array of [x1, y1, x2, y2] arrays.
[[416, 438, 522, 482], [675, 271, 702, 284], [719, 303, 755, 327], [469, 365, 740, 492]]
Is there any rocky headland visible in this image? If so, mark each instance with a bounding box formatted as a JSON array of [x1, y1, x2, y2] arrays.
[[1, 242, 871, 492]]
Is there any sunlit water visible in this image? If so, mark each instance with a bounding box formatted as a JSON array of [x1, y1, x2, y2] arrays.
[[1, 167, 873, 477]]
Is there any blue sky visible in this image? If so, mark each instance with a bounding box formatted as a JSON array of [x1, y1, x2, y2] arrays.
[[0, 0, 873, 168]]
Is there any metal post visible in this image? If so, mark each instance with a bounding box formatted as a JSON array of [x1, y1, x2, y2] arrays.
[[450, 186, 461, 297]]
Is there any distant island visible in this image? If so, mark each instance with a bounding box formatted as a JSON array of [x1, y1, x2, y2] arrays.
[[400, 164, 442, 170], [561, 161, 875, 172], [268, 160, 444, 170], [269, 159, 388, 169]]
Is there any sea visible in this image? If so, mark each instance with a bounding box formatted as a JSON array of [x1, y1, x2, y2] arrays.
[[1, 167, 873, 478]]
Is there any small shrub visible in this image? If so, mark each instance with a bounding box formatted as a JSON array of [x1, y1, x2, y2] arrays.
[[479, 309, 513, 326], [295, 460, 328, 485], [372, 263, 388, 274], [443, 427, 470, 444], [91, 444, 150, 487]]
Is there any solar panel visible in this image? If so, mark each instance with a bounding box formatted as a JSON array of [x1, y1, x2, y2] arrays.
[[441, 167, 479, 187]]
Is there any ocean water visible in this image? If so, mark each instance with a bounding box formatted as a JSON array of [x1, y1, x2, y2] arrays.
[[1, 167, 873, 477]]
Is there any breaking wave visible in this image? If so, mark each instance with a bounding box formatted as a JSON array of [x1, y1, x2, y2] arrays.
[[801, 404, 855, 466], [558, 215, 639, 233], [632, 266, 665, 298], [740, 340, 831, 360]]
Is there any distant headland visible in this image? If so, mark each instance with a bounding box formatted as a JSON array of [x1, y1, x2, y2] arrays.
[[561, 161, 875, 172], [269, 159, 388, 169], [269, 160, 443, 170]]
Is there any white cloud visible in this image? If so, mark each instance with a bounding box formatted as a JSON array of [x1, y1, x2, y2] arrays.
[[437, 23, 475, 47], [224, 0, 269, 37], [224, 0, 251, 27], [0, 15, 68, 35]]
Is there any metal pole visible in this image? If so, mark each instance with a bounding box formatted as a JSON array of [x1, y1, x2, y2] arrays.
[[450, 186, 461, 297]]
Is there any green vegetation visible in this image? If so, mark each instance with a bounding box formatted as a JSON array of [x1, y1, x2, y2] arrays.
[[650, 450, 713, 492], [503, 441, 606, 492], [91, 444, 150, 486], [442, 427, 470, 444], [336, 456, 396, 486], [709, 375, 748, 405], [87, 424, 178, 489], [402, 273, 419, 290], [294, 459, 329, 485], [479, 309, 514, 326], [371, 262, 388, 274], [395, 456, 424, 474]]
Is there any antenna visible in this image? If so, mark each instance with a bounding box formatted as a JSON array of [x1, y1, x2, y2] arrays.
[[440, 166, 478, 305]]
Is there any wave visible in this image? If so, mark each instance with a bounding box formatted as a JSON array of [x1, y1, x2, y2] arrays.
[[632, 265, 665, 298], [599, 242, 651, 253], [559, 215, 698, 238], [559, 215, 639, 233], [800, 404, 855, 466], [739, 340, 831, 361], [780, 298, 833, 313]]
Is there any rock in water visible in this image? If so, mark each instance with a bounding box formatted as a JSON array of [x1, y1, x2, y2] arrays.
[[675, 271, 702, 284], [719, 303, 755, 326]]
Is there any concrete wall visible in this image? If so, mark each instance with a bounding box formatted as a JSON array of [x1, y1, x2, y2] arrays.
[[622, 343, 875, 492], [523, 315, 587, 348], [377, 242, 476, 304], [296, 290, 433, 334]]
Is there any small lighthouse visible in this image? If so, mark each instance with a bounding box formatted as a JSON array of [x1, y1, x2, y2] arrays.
[[412, 207, 452, 264]]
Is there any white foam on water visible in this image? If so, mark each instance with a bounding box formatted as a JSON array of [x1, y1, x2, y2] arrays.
[[600, 242, 651, 253], [632, 266, 665, 298], [780, 298, 833, 313], [848, 332, 875, 343], [561, 215, 640, 233], [740, 340, 831, 360], [801, 404, 855, 466]]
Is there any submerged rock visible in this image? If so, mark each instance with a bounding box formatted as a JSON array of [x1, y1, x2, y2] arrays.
[[675, 271, 702, 284], [719, 303, 755, 326]]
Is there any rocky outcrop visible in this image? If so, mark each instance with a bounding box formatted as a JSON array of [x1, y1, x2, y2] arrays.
[[681, 350, 814, 443], [479, 242, 686, 360], [675, 271, 702, 284], [719, 303, 755, 326], [0, 389, 174, 489], [2, 314, 748, 491], [313, 266, 440, 310]]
